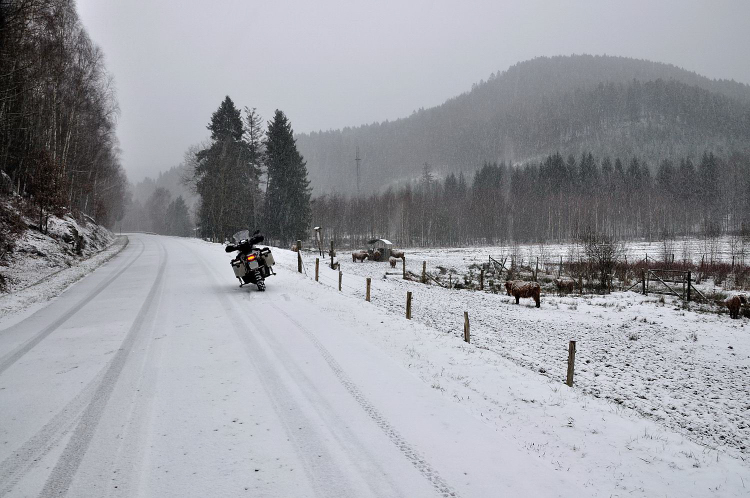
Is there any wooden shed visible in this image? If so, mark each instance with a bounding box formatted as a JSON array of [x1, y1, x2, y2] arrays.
[[367, 238, 392, 261]]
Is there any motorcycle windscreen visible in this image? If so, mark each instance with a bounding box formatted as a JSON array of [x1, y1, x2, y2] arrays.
[[232, 230, 249, 243]]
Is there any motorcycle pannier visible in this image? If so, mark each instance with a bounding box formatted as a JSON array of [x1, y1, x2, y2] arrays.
[[231, 259, 247, 278], [260, 248, 275, 266]]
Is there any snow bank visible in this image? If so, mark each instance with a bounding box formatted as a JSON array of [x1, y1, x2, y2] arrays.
[[0, 213, 127, 320]]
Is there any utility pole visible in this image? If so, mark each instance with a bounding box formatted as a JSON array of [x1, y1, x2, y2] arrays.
[[355, 146, 361, 197]]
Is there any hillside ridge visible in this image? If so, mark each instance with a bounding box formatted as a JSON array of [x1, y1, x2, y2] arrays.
[[296, 54, 750, 195]]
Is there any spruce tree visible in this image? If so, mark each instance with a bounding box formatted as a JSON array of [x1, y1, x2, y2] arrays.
[[244, 107, 265, 228], [264, 110, 311, 245], [193, 96, 258, 240]]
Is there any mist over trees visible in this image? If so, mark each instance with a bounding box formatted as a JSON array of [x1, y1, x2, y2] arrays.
[[310, 151, 750, 248], [296, 55, 750, 196], [119, 161, 199, 234], [0, 0, 127, 228]]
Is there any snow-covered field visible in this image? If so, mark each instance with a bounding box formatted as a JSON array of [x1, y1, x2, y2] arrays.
[[2, 235, 748, 497], [296, 247, 749, 466], [390, 235, 749, 269]]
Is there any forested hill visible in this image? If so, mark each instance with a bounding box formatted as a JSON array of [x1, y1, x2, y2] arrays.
[[296, 55, 750, 195]]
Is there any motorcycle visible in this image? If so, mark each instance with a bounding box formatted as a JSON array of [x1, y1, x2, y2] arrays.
[[225, 229, 276, 291]]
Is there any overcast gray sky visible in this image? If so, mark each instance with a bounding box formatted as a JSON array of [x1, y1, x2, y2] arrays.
[[76, 0, 750, 183]]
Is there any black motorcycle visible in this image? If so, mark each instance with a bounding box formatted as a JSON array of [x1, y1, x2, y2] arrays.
[[225, 230, 276, 291]]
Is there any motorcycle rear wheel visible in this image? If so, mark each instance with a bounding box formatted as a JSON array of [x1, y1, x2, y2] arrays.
[[256, 279, 266, 291]]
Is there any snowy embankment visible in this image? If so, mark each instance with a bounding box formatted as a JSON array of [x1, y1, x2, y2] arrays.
[[0, 214, 127, 319], [282, 247, 748, 496]]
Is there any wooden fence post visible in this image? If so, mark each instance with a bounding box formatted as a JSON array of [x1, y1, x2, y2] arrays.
[[463, 312, 470, 343], [421, 261, 427, 284], [686, 271, 691, 302], [402, 256, 407, 280], [366, 277, 371, 302], [641, 270, 646, 295], [480, 269, 484, 290], [297, 249, 302, 274], [449, 274, 452, 289], [338, 270, 342, 291], [315, 258, 319, 281], [406, 291, 412, 319], [330, 240, 335, 269], [566, 340, 576, 387]]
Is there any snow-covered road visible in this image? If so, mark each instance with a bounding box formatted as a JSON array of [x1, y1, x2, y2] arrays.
[[0, 234, 585, 497]]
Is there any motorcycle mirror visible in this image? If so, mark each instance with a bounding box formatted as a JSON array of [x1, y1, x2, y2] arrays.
[[224, 244, 236, 253]]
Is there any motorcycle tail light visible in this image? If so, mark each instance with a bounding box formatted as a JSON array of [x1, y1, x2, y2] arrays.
[[246, 254, 257, 262]]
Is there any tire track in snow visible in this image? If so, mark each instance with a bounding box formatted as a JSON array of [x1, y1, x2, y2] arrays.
[[269, 303, 459, 498], [34, 240, 166, 497], [0, 238, 157, 495], [0, 369, 107, 496], [179, 239, 459, 497], [27, 240, 165, 498], [0, 238, 145, 376], [239, 304, 409, 498], [175, 241, 366, 497]]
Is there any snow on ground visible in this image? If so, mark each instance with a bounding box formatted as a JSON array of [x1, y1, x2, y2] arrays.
[[391, 235, 748, 268], [0, 215, 126, 321], [1, 213, 116, 292], [2, 234, 747, 496], [284, 246, 749, 495], [0, 235, 591, 497]]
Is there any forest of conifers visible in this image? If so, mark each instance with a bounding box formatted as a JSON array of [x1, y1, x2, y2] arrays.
[[297, 55, 750, 198], [0, 0, 127, 229], [311, 150, 750, 248]]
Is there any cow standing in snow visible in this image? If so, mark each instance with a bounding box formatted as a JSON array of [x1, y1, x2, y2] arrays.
[[390, 249, 405, 259], [505, 280, 541, 308], [352, 251, 368, 262], [725, 294, 747, 319], [554, 277, 576, 295]]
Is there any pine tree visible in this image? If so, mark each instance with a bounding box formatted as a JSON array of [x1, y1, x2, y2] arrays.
[[192, 96, 258, 240], [264, 110, 311, 245], [244, 107, 265, 228]]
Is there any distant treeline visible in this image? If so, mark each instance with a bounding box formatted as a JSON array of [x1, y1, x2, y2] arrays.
[[119, 163, 199, 234], [0, 0, 127, 228], [122, 187, 192, 237], [311, 151, 750, 248], [297, 55, 750, 196]]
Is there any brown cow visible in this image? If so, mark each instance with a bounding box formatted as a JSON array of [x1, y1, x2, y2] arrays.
[[389, 256, 397, 268], [352, 251, 368, 262], [554, 278, 576, 295], [371, 249, 382, 261], [291, 244, 298, 252], [725, 294, 747, 319], [390, 249, 405, 259], [505, 280, 541, 308]]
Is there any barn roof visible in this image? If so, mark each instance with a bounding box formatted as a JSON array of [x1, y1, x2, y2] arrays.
[[367, 238, 392, 245]]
